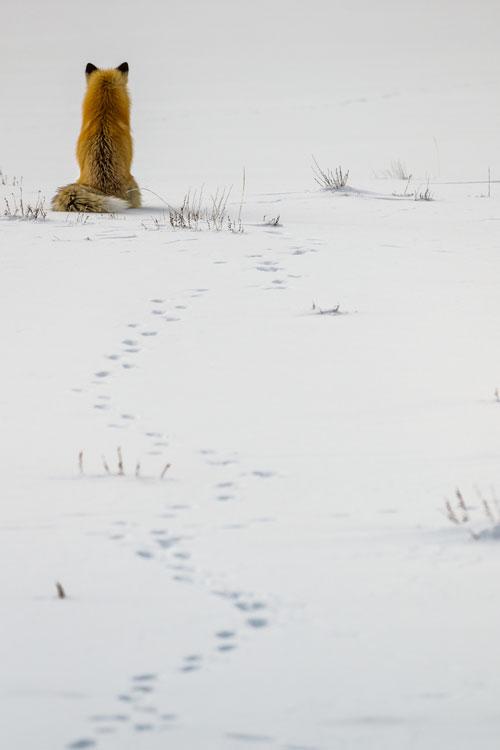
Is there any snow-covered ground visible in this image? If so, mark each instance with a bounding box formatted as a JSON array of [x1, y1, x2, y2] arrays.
[[2, 1, 500, 748]]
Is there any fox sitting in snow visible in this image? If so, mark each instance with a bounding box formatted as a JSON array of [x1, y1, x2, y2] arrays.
[[52, 62, 141, 212]]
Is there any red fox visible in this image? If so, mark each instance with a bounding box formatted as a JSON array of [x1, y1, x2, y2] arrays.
[[52, 62, 141, 212]]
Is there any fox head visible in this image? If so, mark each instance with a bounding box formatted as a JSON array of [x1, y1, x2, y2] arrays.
[[85, 62, 129, 80]]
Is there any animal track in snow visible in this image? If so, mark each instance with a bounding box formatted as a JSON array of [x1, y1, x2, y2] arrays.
[[251, 469, 275, 479], [246, 617, 269, 629], [236, 600, 266, 613], [290, 247, 313, 256], [136, 549, 154, 559], [155, 534, 183, 550], [214, 479, 237, 500], [133, 723, 154, 732], [214, 589, 270, 623], [180, 654, 203, 673], [173, 550, 191, 560], [133, 673, 157, 684], [132, 683, 154, 694], [207, 455, 239, 467], [217, 642, 236, 653], [75, 282, 281, 744], [256, 261, 281, 273]]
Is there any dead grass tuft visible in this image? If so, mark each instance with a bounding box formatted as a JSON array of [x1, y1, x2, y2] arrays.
[[444, 486, 500, 540], [3, 186, 47, 221], [312, 157, 349, 191]]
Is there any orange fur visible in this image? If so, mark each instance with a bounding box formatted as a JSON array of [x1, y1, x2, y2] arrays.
[[52, 63, 141, 212]]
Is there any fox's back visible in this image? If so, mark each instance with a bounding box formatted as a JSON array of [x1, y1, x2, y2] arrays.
[[77, 67, 133, 196]]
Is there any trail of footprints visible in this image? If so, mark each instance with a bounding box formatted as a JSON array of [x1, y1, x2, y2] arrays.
[[67, 448, 276, 748], [247, 231, 325, 290], [67, 237, 324, 748], [84, 231, 323, 428], [83, 289, 209, 443]]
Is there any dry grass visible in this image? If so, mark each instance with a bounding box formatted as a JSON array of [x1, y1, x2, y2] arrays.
[[141, 187, 244, 233], [79, 448, 171, 481], [392, 175, 414, 198], [311, 302, 341, 315], [391, 176, 434, 201], [169, 186, 243, 232], [55, 582, 66, 599], [0, 170, 22, 187], [262, 215, 281, 227], [414, 181, 433, 201], [141, 172, 245, 233], [444, 487, 500, 540], [312, 157, 349, 191], [3, 186, 47, 221]]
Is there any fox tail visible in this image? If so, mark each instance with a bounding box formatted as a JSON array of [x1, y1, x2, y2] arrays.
[[51, 183, 128, 213]]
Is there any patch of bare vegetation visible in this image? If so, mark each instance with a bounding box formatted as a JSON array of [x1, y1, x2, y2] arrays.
[[392, 175, 414, 198], [141, 172, 245, 233], [55, 582, 66, 600], [444, 487, 500, 540], [312, 157, 349, 191], [391, 176, 434, 201], [168, 186, 243, 232], [3, 186, 47, 221], [0, 169, 22, 187], [66, 212, 90, 225], [414, 181, 433, 201], [78, 447, 171, 481], [262, 215, 282, 227], [311, 302, 342, 316]]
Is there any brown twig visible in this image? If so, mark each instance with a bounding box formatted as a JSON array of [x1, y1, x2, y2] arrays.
[[160, 462, 171, 480], [117, 446, 124, 476], [56, 582, 66, 599]]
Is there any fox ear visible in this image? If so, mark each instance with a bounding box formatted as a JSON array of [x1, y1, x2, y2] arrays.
[[85, 63, 98, 76], [117, 62, 129, 74]]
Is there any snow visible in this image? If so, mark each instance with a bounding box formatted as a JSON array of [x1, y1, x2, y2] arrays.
[[2, 1, 500, 748]]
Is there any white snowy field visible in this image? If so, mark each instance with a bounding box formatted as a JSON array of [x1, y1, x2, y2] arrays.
[[2, 1, 500, 748]]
